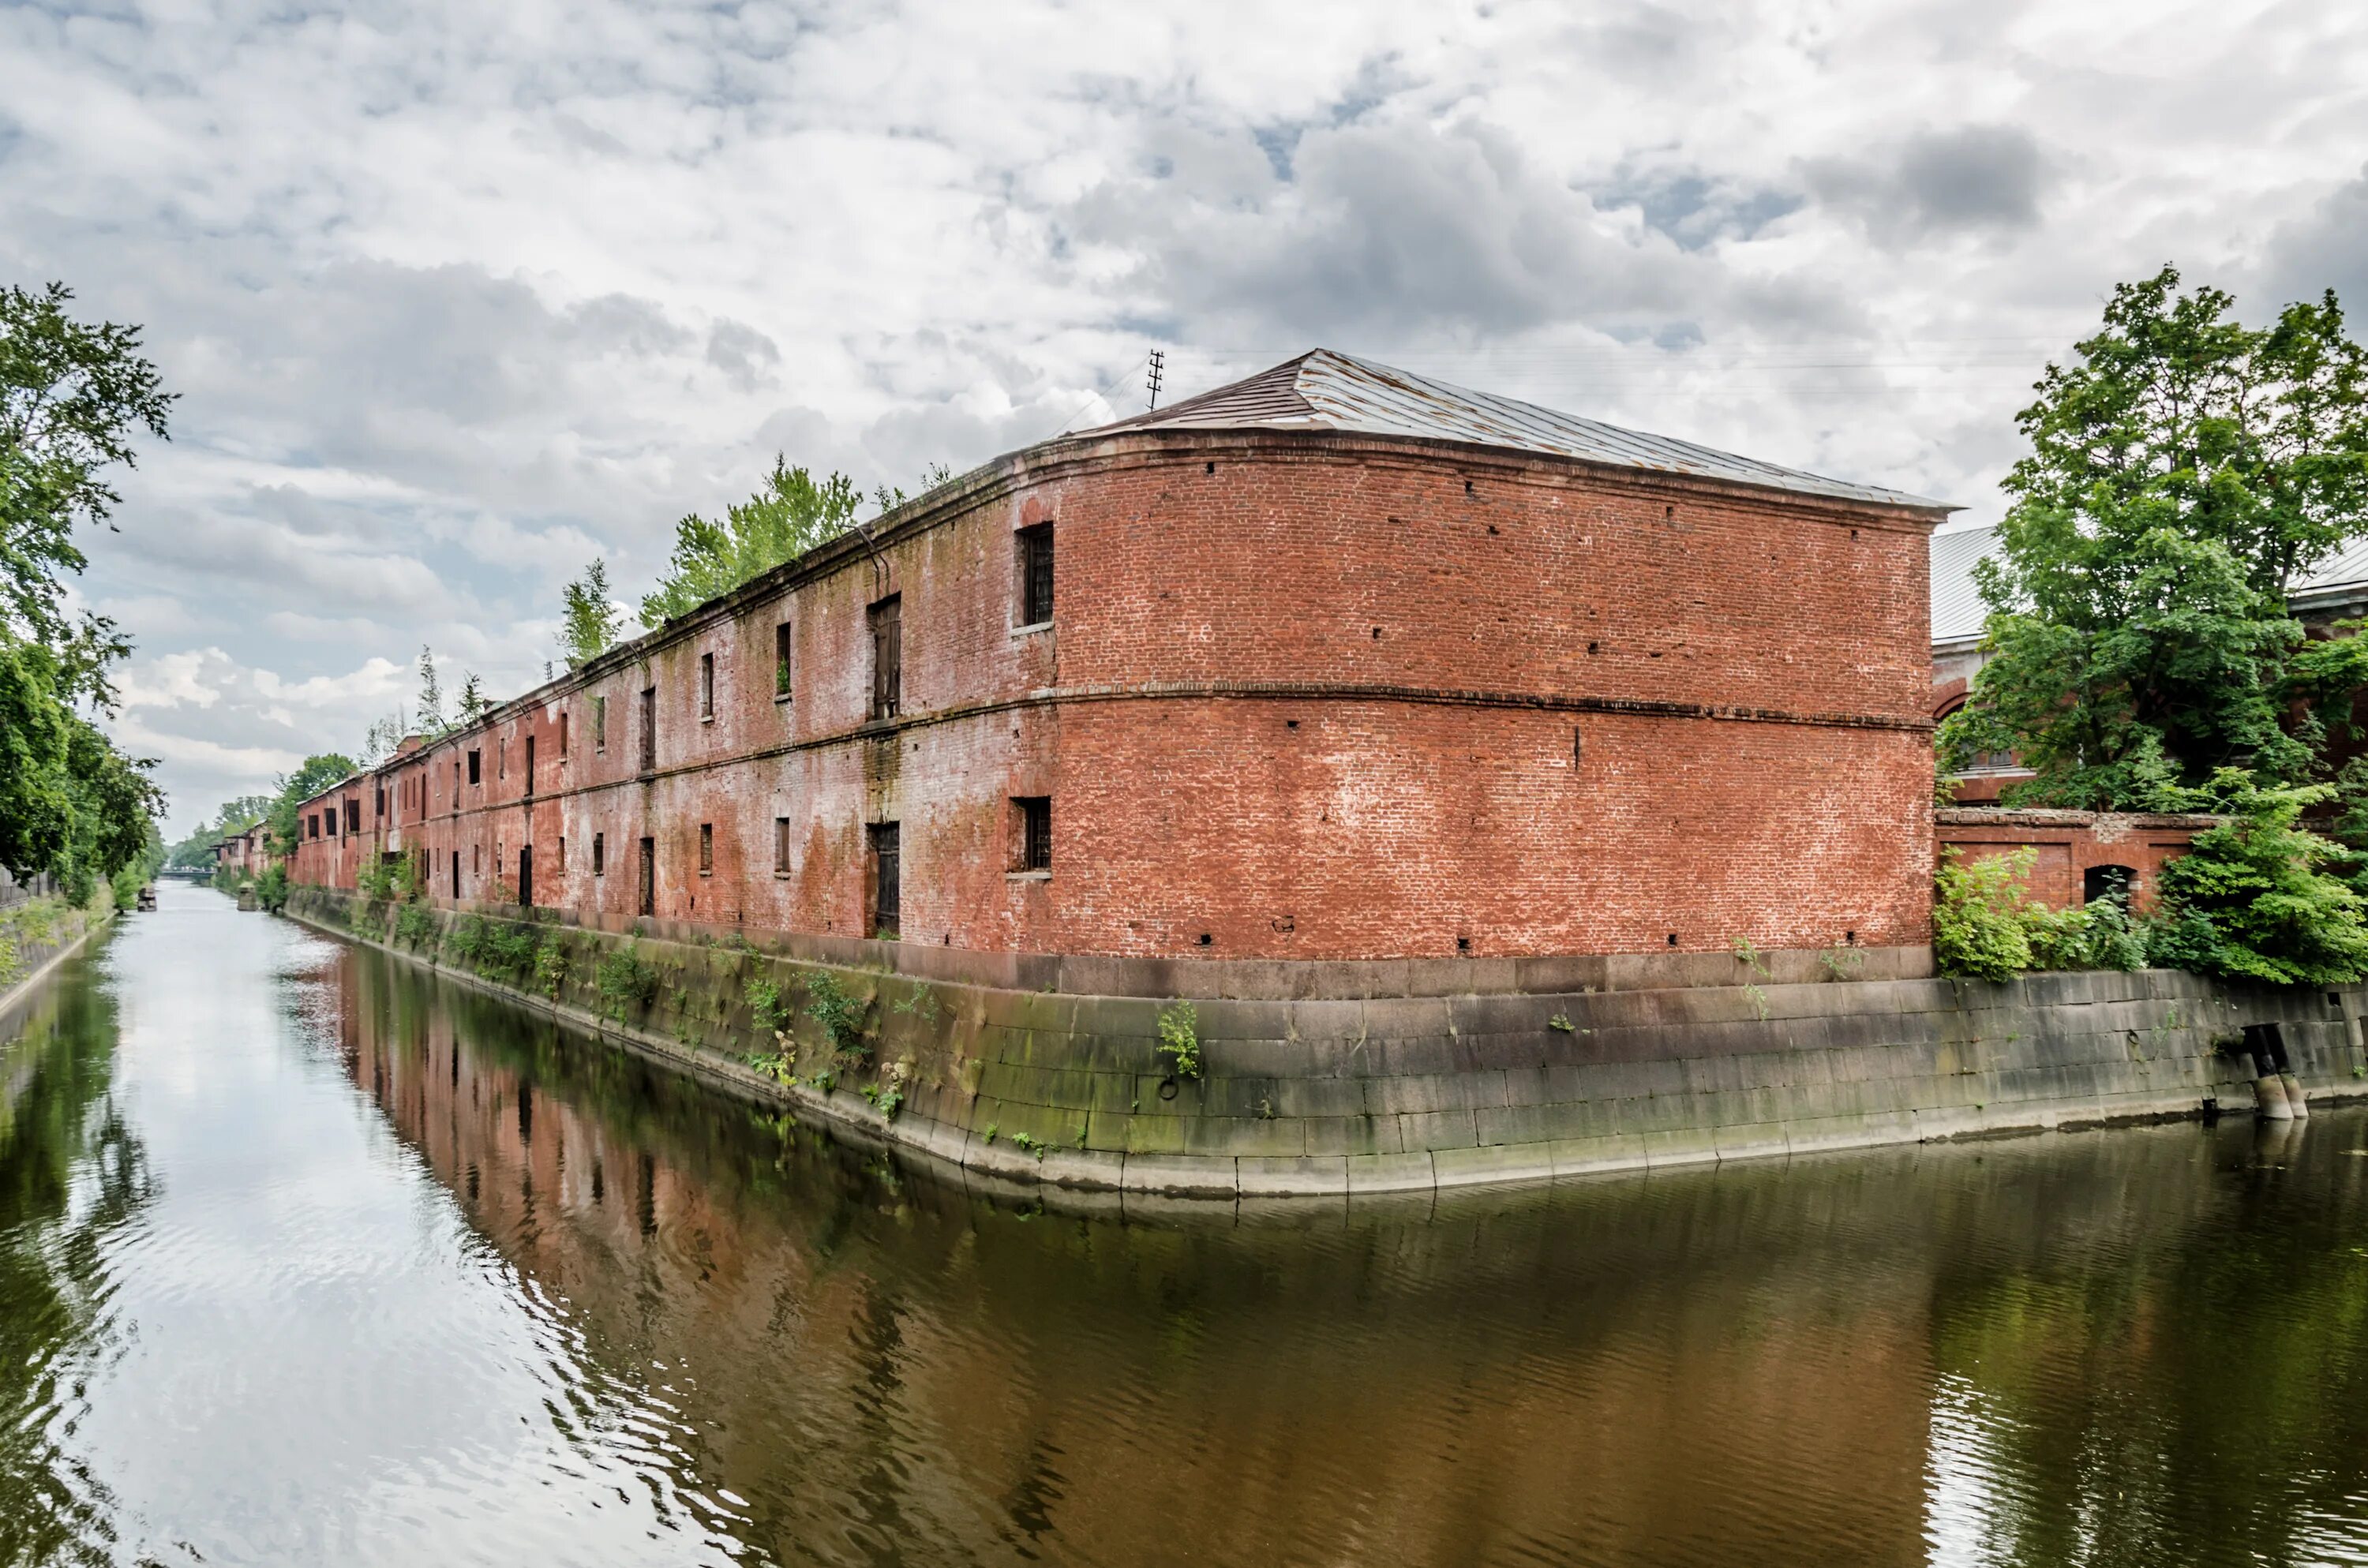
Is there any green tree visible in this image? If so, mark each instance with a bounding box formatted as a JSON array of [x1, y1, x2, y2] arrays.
[[265, 754, 358, 856], [638, 458, 864, 628], [1939, 266, 2368, 808], [455, 672, 490, 724], [560, 557, 622, 668], [2147, 773, 2368, 984], [1, 281, 175, 649]]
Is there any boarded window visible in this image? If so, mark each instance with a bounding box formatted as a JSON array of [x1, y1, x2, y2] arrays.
[[593, 833, 605, 876], [774, 622, 792, 700], [699, 822, 714, 874], [639, 687, 657, 772], [774, 816, 791, 873], [699, 652, 714, 719], [1019, 524, 1054, 626], [870, 821, 901, 939], [869, 596, 901, 720], [594, 695, 606, 752], [498, 737, 506, 779], [638, 836, 655, 916], [1017, 795, 1051, 871]]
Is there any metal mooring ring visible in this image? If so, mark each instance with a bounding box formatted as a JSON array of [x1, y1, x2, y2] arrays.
[[1157, 1076, 1180, 1102]]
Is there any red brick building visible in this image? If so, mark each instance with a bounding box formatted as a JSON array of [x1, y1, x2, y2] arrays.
[[290, 350, 1953, 976]]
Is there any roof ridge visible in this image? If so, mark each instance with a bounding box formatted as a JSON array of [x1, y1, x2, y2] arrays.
[[1082, 348, 1952, 511]]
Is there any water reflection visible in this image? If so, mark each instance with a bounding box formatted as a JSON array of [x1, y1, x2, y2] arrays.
[[2, 887, 2366, 1566]]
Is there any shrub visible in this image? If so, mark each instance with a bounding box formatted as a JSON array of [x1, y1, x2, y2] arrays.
[[2152, 776, 2368, 985], [255, 866, 289, 912], [533, 938, 568, 999], [395, 903, 437, 948], [1933, 848, 2037, 982], [805, 971, 870, 1058], [1156, 1000, 1202, 1080], [745, 975, 792, 1034], [595, 941, 659, 1022]]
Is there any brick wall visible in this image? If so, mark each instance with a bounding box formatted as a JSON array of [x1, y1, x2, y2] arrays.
[[290, 428, 1943, 966], [1934, 807, 2215, 912]]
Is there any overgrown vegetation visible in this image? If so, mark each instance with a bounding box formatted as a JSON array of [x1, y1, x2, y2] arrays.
[[1156, 1001, 1201, 1081], [1936, 265, 2368, 985], [1934, 848, 2149, 982], [805, 971, 870, 1061], [594, 941, 659, 1022], [560, 558, 622, 669], [636, 457, 949, 628]]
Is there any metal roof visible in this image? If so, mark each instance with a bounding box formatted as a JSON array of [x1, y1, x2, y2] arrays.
[[1091, 349, 1954, 511], [1085, 350, 1951, 509], [1930, 524, 2368, 645]]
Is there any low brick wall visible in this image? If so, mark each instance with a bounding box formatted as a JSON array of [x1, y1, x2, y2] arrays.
[[1936, 806, 2218, 913], [287, 887, 2368, 1198]]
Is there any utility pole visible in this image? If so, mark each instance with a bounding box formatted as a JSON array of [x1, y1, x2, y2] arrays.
[[1147, 349, 1165, 410]]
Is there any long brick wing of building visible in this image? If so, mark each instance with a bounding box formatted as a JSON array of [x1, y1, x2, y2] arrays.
[[287, 349, 1958, 979]]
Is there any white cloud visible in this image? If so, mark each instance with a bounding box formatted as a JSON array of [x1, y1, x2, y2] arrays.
[[2, 0, 2362, 826]]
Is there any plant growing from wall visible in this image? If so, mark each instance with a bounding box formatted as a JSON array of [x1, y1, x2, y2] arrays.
[[805, 971, 870, 1060], [745, 975, 792, 1034], [395, 903, 437, 948], [559, 558, 623, 670], [1156, 1001, 1201, 1081], [533, 937, 569, 1000], [595, 941, 659, 1022]]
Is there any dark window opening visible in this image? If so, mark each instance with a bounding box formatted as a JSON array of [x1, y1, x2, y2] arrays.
[[375, 785, 384, 818], [2084, 864, 2136, 906], [870, 822, 901, 939], [555, 836, 565, 874], [523, 736, 535, 797], [559, 711, 569, 757], [498, 737, 506, 779], [592, 833, 605, 876], [308, 814, 319, 839], [699, 822, 714, 875], [1018, 524, 1054, 626], [1017, 795, 1051, 871], [467, 750, 481, 786], [639, 686, 657, 772], [452, 851, 461, 895], [774, 817, 791, 874], [774, 621, 793, 701], [518, 844, 533, 907], [638, 836, 655, 916], [346, 799, 359, 833], [869, 597, 901, 720], [594, 695, 606, 753], [699, 652, 714, 719]]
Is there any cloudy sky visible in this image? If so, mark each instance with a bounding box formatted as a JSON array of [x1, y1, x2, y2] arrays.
[[4, 0, 2364, 836]]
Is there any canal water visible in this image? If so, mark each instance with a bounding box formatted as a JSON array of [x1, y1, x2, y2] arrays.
[[2, 885, 2366, 1566]]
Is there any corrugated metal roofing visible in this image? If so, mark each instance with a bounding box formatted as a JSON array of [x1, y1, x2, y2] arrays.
[[1092, 349, 1953, 511], [1930, 524, 2368, 643]]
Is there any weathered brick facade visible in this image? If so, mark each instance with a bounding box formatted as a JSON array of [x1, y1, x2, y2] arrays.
[[290, 417, 1946, 975]]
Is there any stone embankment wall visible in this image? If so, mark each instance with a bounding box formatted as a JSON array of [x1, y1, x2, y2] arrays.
[[288, 886, 2368, 1197], [0, 899, 109, 1024]]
